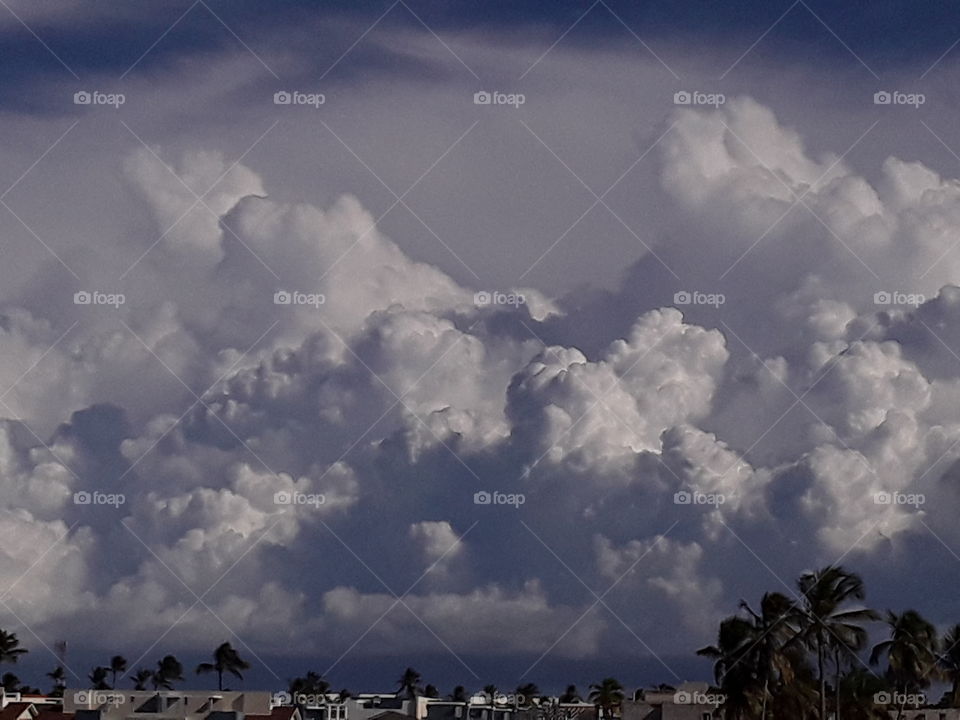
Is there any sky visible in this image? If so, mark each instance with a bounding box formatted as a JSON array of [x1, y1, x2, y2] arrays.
[[4, 0, 960, 698]]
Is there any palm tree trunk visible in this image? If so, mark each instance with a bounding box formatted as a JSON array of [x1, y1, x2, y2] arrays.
[[833, 648, 840, 720], [761, 676, 768, 720], [218, 670, 223, 691], [818, 641, 826, 720]]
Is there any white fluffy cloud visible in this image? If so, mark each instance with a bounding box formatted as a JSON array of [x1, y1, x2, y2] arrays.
[[6, 93, 960, 678]]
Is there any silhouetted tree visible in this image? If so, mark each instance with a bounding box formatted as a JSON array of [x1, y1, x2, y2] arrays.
[[289, 671, 331, 697], [515, 684, 539, 707], [870, 610, 939, 720], [797, 566, 876, 720], [196, 643, 250, 691], [131, 669, 152, 691], [2, 673, 21, 693], [46, 666, 66, 697], [0, 631, 27, 667], [152, 655, 184, 690], [397, 668, 423, 698], [939, 624, 960, 707], [89, 666, 111, 690], [109, 656, 127, 688], [588, 679, 624, 720]]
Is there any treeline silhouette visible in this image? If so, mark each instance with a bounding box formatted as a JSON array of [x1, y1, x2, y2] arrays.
[[0, 567, 954, 720]]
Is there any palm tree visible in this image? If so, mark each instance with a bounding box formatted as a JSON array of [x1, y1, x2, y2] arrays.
[[515, 683, 539, 706], [89, 666, 111, 690], [836, 668, 890, 720], [131, 669, 153, 691], [2, 672, 21, 693], [450, 686, 468, 703], [196, 643, 250, 691], [698, 616, 761, 720], [289, 671, 331, 697], [559, 685, 581, 703], [337, 688, 352, 702], [47, 666, 66, 697], [0, 631, 27, 666], [740, 591, 802, 720], [797, 566, 877, 720], [939, 624, 960, 706], [765, 648, 819, 720], [397, 668, 422, 699], [829, 626, 875, 720], [0, 672, 37, 695], [424, 685, 439, 699], [109, 656, 127, 688], [483, 685, 498, 704], [588, 678, 624, 720], [152, 655, 184, 690], [870, 609, 939, 720]]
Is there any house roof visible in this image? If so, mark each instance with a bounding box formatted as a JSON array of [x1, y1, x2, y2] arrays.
[[35, 711, 72, 720], [369, 711, 411, 720], [247, 707, 299, 720], [0, 703, 36, 720]]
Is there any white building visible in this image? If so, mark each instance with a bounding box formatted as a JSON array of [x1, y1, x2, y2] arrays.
[[65, 690, 296, 720], [622, 683, 722, 720]]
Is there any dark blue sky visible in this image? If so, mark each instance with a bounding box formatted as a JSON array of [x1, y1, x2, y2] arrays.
[[3, 0, 957, 86]]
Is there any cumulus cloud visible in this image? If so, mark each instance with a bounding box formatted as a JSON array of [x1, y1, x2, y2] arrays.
[[409, 521, 463, 568], [7, 91, 960, 679]]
